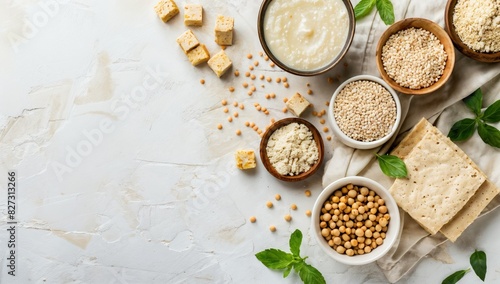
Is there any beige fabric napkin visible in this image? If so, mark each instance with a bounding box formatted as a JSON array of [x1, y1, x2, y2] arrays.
[[322, 1, 500, 282]]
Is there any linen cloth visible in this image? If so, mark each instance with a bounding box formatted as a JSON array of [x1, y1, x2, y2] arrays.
[[322, 1, 500, 282]]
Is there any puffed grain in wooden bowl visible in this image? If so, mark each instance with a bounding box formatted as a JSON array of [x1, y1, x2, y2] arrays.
[[445, 0, 500, 63], [376, 18, 455, 95]]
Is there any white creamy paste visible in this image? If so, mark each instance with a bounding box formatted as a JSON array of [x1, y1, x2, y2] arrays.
[[264, 0, 349, 71]]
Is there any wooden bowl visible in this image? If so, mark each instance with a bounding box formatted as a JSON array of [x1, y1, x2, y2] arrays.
[[260, 118, 324, 182], [257, 0, 355, 76], [376, 18, 455, 95], [445, 0, 500, 63]]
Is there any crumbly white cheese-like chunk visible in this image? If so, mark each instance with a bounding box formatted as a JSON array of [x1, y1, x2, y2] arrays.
[[266, 123, 319, 176], [154, 0, 179, 22], [184, 4, 203, 26], [286, 93, 311, 117], [214, 15, 234, 46], [207, 50, 232, 77]]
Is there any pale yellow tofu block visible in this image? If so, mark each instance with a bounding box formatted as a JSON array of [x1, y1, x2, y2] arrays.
[[207, 50, 232, 77], [154, 0, 179, 22], [176, 30, 200, 53], [286, 93, 311, 116], [184, 4, 203, 26], [214, 15, 234, 46], [186, 44, 210, 66], [235, 150, 256, 170]]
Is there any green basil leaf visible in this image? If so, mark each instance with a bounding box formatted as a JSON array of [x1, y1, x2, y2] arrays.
[[289, 229, 302, 256], [296, 262, 326, 284], [477, 122, 500, 148], [283, 264, 293, 278], [354, 0, 376, 20], [463, 89, 483, 117], [470, 250, 487, 281], [255, 249, 294, 270], [447, 118, 477, 141], [482, 100, 500, 123], [442, 269, 470, 284], [376, 0, 395, 25], [376, 154, 407, 178]]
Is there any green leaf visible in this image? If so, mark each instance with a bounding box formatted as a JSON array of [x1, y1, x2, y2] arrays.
[[289, 229, 302, 256], [376, 154, 407, 178], [255, 249, 294, 270], [376, 0, 395, 25], [283, 265, 293, 278], [482, 100, 500, 123], [442, 269, 470, 284], [296, 263, 326, 284], [354, 0, 376, 20], [447, 118, 477, 141], [477, 122, 500, 148], [470, 250, 487, 281], [463, 89, 483, 116]]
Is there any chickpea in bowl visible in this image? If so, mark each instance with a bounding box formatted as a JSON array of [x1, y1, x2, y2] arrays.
[[311, 176, 401, 265]]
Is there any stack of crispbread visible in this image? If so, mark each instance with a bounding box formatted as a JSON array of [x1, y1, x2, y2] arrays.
[[389, 118, 499, 242]]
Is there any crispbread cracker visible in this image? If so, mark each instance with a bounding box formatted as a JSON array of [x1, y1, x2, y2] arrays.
[[440, 180, 499, 241], [390, 118, 499, 241], [391, 118, 431, 159], [389, 130, 485, 235]]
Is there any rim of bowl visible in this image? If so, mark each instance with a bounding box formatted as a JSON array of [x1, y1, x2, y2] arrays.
[[257, 0, 356, 76], [327, 75, 402, 150], [260, 118, 324, 182], [311, 176, 401, 265], [444, 0, 500, 63], [375, 18, 456, 95]]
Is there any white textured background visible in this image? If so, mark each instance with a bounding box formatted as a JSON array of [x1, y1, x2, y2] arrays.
[[1, 0, 499, 283]]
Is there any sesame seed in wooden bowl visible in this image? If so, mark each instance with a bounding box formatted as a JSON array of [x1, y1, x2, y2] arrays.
[[260, 118, 324, 182], [445, 0, 500, 63], [376, 18, 455, 96]]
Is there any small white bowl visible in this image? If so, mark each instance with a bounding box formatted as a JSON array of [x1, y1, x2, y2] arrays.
[[311, 176, 401, 265], [328, 75, 401, 149]]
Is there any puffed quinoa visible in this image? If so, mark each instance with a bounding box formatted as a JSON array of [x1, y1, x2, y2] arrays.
[[333, 80, 396, 142], [453, 0, 500, 53], [381, 27, 447, 89]]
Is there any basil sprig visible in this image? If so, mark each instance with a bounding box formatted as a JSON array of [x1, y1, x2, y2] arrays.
[[470, 250, 487, 281], [442, 269, 470, 284], [255, 229, 325, 284], [354, 0, 395, 25], [448, 88, 500, 148], [376, 154, 407, 178], [442, 250, 487, 283]]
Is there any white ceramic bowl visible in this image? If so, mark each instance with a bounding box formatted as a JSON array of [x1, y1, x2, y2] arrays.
[[328, 75, 401, 149], [311, 176, 401, 265], [257, 0, 355, 76]]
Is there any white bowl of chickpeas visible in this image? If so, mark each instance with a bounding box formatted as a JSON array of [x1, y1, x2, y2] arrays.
[[311, 176, 401, 265]]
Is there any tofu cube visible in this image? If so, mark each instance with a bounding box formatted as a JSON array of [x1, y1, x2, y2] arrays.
[[286, 93, 311, 116], [186, 44, 210, 66], [207, 50, 232, 77], [235, 150, 256, 170], [154, 0, 179, 22], [184, 4, 203, 26], [214, 15, 234, 46], [176, 30, 200, 53]]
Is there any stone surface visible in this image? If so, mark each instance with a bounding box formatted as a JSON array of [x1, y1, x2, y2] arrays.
[[1, 1, 500, 283]]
